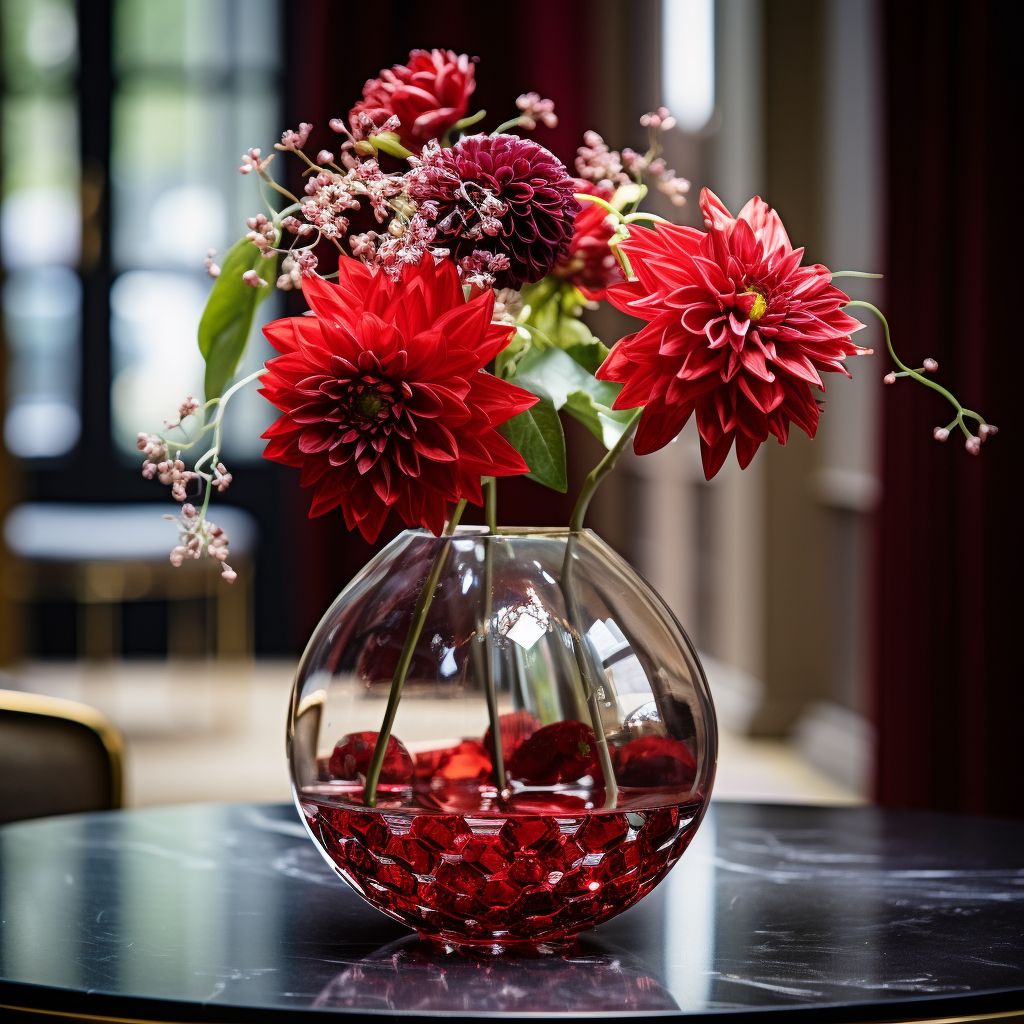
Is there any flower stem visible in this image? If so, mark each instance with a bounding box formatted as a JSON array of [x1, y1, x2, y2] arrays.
[[559, 416, 642, 811], [492, 117, 524, 135], [569, 410, 642, 533], [363, 500, 468, 807], [846, 300, 989, 439], [195, 367, 267, 521], [479, 477, 505, 793], [484, 476, 497, 534]]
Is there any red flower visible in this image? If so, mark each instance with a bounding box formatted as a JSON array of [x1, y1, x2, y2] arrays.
[[259, 257, 537, 541], [350, 49, 476, 151], [407, 134, 580, 289], [598, 188, 867, 478], [552, 180, 625, 300]]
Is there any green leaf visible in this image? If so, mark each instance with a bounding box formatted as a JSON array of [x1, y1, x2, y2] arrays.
[[498, 394, 567, 492], [198, 238, 277, 400], [563, 338, 611, 375], [512, 346, 634, 449]]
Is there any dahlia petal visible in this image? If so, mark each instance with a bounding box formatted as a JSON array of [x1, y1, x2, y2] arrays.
[[467, 371, 538, 424], [771, 350, 824, 388], [737, 344, 775, 382], [633, 400, 693, 455], [412, 419, 459, 462], [297, 423, 337, 453], [699, 432, 734, 480], [736, 195, 792, 254], [735, 432, 761, 469]]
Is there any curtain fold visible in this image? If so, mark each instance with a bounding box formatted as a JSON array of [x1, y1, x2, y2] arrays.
[[875, 0, 1021, 817]]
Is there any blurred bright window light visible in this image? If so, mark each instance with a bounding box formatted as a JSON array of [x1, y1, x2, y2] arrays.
[[1, 187, 81, 268], [110, 270, 206, 456], [2, 268, 81, 459], [4, 400, 80, 458], [662, 0, 716, 132]]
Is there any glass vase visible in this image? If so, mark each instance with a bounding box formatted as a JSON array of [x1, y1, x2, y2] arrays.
[[288, 527, 717, 952]]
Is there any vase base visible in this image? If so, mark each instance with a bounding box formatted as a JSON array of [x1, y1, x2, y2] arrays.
[[304, 797, 706, 951]]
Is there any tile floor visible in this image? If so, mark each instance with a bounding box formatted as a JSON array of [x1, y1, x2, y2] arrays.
[[7, 659, 863, 808]]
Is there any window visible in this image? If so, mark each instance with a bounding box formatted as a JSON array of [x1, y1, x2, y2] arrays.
[[1, 0, 81, 458], [109, 0, 282, 460], [662, 0, 715, 133]]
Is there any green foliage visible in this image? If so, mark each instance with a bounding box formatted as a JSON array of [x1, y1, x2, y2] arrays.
[[512, 345, 633, 450], [498, 394, 567, 492], [198, 237, 278, 400]]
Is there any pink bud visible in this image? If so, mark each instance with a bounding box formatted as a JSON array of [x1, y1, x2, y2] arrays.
[[933, 427, 950, 442], [169, 546, 186, 567], [242, 269, 262, 287], [922, 358, 938, 372], [181, 503, 196, 518], [965, 436, 981, 455], [329, 118, 346, 133], [883, 372, 897, 385], [979, 423, 998, 439], [316, 149, 333, 165], [221, 565, 237, 583]]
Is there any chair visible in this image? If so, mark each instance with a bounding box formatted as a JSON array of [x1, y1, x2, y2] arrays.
[[3, 502, 257, 660], [0, 688, 124, 824]]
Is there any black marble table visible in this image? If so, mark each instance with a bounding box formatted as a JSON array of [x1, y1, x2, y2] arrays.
[[0, 802, 1022, 1022]]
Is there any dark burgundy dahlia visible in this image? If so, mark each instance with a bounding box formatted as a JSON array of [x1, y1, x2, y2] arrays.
[[407, 133, 580, 289]]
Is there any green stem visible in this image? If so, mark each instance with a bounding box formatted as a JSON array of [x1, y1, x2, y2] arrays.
[[363, 500, 468, 807], [258, 169, 299, 205], [561, 530, 619, 810], [623, 211, 669, 226], [846, 300, 988, 439], [574, 192, 623, 220], [560, 416, 643, 811], [195, 368, 268, 521], [484, 477, 497, 534], [830, 271, 883, 279], [569, 411, 642, 533], [479, 477, 505, 793], [492, 116, 524, 135]]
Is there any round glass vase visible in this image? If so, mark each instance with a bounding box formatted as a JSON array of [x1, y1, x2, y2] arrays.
[[288, 526, 717, 952]]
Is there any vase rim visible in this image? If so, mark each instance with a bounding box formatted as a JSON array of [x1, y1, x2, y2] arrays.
[[404, 525, 594, 539]]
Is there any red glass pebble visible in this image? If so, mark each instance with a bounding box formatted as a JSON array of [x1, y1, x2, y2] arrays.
[[508, 721, 600, 784], [615, 736, 696, 788], [434, 740, 492, 782], [410, 813, 470, 850], [305, 798, 701, 949], [577, 813, 629, 853], [329, 731, 414, 784], [483, 710, 542, 767]]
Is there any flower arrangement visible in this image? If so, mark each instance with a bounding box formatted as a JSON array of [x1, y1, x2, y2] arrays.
[[138, 49, 994, 804]]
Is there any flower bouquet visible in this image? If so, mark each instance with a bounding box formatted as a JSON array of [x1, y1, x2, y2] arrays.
[[138, 49, 995, 951]]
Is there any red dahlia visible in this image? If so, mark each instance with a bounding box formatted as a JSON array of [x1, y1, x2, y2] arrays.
[[407, 133, 581, 289], [598, 188, 867, 477], [258, 257, 537, 541], [350, 49, 476, 152]]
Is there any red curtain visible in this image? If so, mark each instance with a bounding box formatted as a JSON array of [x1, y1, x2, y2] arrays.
[[875, 0, 1021, 817]]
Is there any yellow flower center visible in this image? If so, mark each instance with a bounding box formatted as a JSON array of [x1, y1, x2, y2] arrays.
[[747, 288, 767, 322], [358, 393, 383, 418]]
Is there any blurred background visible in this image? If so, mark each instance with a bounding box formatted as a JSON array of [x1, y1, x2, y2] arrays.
[[0, 0, 1017, 817]]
